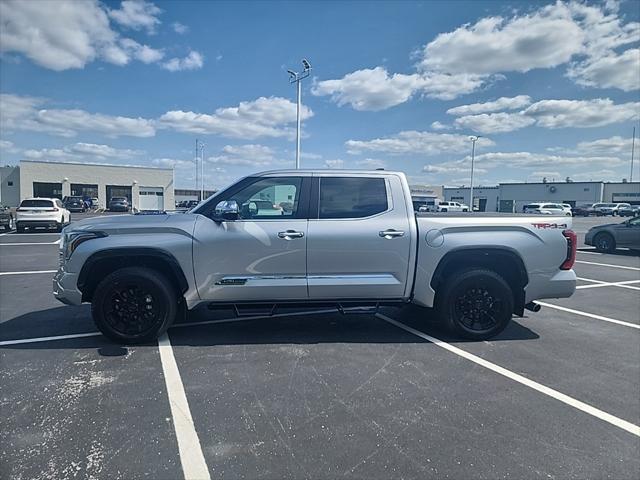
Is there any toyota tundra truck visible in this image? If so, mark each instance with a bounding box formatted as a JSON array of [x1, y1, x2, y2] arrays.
[[54, 170, 577, 343]]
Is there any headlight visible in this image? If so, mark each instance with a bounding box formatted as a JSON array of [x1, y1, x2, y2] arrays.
[[61, 231, 107, 260]]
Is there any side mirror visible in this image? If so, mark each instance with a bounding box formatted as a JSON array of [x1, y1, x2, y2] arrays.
[[213, 200, 239, 221]]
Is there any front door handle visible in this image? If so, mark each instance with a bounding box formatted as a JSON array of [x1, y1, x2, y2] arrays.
[[379, 229, 405, 239], [278, 230, 304, 239]]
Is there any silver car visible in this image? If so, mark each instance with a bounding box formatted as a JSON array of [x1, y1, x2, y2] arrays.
[[585, 217, 640, 252]]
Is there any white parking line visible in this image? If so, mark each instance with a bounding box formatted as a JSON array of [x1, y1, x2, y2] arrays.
[[0, 270, 57, 276], [0, 332, 101, 346], [577, 250, 602, 255], [575, 260, 640, 271], [576, 277, 640, 291], [158, 333, 211, 480], [376, 313, 640, 437], [0, 241, 60, 246], [535, 302, 640, 330]]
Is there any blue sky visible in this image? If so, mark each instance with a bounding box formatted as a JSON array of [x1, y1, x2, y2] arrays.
[[1, 0, 639, 189]]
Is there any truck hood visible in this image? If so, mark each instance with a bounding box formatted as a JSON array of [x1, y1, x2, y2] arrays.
[[67, 212, 199, 234]]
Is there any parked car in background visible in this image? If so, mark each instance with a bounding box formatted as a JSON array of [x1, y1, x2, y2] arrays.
[[597, 203, 631, 216], [0, 204, 15, 231], [572, 204, 596, 216], [523, 203, 572, 216], [16, 198, 70, 232], [63, 196, 87, 213], [90, 197, 101, 209], [561, 204, 573, 215], [185, 200, 200, 209], [618, 205, 640, 217], [108, 197, 130, 212], [436, 201, 468, 212], [585, 217, 640, 252]]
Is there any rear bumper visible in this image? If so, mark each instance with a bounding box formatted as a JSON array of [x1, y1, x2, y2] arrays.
[[53, 267, 83, 305], [525, 269, 576, 303], [17, 220, 60, 228]]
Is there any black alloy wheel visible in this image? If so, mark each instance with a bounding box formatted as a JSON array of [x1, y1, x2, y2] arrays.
[[92, 267, 178, 344], [437, 268, 514, 340]]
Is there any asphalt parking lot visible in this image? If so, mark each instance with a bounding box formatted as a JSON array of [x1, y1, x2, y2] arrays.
[[1, 215, 638, 479]]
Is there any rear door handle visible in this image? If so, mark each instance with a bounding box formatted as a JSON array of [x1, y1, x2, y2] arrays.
[[379, 229, 405, 239], [278, 230, 304, 239]]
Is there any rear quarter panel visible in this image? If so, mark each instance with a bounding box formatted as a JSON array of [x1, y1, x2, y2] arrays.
[[413, 215, 574, 307]]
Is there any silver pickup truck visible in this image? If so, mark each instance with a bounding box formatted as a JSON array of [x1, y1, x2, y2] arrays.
[[54, 170, 577, 343]]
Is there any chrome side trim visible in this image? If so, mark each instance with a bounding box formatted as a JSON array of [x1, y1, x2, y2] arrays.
[[215, 275, 306, 285]]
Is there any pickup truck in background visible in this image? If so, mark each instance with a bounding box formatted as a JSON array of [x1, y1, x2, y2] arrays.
[[54, 170, 577, 344]]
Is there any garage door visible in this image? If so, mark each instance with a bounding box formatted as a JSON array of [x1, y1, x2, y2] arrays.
[[139, 187, 164, 211]]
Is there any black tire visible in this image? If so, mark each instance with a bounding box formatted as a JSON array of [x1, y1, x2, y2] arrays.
[[436, 268, 514, 340], [594, 232, 616, 253], [55, 221, 63, 232], [91, 267, 178, 344]]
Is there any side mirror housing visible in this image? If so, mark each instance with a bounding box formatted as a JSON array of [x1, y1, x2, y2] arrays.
[[213, 200, 239, 221]]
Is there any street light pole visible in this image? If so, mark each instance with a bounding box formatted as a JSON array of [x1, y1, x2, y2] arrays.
[[288, 59, 311, 169], [199, 142, 205, 201], [468, 136, 481, 212], [631, 126, 636, 183]]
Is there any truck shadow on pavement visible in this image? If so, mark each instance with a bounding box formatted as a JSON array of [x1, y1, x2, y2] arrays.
[[1, 304, 539, 350]]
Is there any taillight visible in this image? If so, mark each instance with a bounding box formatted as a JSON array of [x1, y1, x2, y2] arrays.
[[560, 229, 577, 270], [44, 208, 59, 212]]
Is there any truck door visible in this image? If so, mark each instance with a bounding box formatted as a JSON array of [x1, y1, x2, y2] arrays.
[[307, 174, 413, 299], [192, 176, 311, 301]]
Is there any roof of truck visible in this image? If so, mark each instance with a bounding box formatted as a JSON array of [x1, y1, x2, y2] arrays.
[[254, 169, 404, 177]]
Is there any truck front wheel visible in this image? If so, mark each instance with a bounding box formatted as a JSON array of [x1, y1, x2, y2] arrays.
[[436, 268, 513, 340], [91, 267, 178, 344]]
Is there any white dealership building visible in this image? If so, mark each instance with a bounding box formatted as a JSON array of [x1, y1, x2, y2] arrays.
[[0, 160, 175, 211]]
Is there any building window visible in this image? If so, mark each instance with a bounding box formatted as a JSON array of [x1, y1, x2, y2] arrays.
[[7, 181, 13, 186], [33, 182, 62, 199]]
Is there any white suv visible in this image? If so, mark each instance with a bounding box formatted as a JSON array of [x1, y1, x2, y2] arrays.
[[436, 201, 469, 212], [16, 198, 71, 233], [523, 203, 571, 216]]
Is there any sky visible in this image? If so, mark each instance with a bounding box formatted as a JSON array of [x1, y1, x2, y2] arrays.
[[0, 0, 639, 190]]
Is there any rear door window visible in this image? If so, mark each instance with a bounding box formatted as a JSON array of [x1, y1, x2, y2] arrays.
[[20, 200, 54, 208], [319, 177, 388, 219]]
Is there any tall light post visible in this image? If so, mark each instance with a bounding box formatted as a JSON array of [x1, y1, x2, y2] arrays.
[[631, 126, 636, 183], [287, 59, 311, 169], [199, 141, 205, 201], [468, 135, 481, 212]]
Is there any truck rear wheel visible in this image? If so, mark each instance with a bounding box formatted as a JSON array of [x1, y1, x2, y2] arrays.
[[436, 268, 513, 340], [91, 267, 178, 344]]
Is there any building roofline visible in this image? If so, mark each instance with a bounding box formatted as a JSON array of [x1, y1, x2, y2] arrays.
[[20, 159, 173, 171]]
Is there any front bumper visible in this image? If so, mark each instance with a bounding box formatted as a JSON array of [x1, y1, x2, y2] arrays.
[[53, 267, 83, 305]]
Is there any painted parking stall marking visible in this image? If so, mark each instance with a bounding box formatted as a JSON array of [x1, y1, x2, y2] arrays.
[[376, 313, 640, 437], [158, 333, 211, 480], [0, 270, 57, 276], [534, 302, 640, 330], [576, 260, 640, 271]]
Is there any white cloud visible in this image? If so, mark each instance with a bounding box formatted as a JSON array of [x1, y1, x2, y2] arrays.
[[152, 158, 193, 168], [172, 22, 189, 34], [0, 0, 170, 70], [23, 142, 144, 161], [355, 158, 386, 169], [523, 98, 639, 128], [0, 139, 20, 154], [454, 151, 627, 169], [423, 163, 487, 175], [346, 130, 494, 156], [162, 50, 204, 71], [325, 159, 345, 169], [209, 144, 276, 167], [159, 96, 313, 139], [311, 67, 424, 111], [453, 112, 536, 134], [567, 48, 640, 92], [0, 93, 156, 138], [311, 67, 494, 109], [431, 121, 450, 131], [446, 95, 532, 116], [108, 0, 162, 34], [575, 135, 634, 155], [419, 3, 584, 75]]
